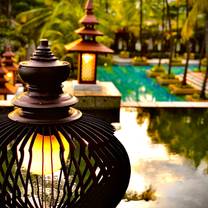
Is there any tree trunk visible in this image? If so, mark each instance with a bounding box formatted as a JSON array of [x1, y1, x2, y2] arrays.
[[182, 41, 190, 85], [198, 37, 205, 72], [139, 0, 143, 56], [8, 0, 12, 17], [182, 0, 190, 86], [158, 0, 165, 67], [200, 16, 208, 99], [165, 0, 173, 76], [105, 0, 109, 13], [175, 3, 179, 57]]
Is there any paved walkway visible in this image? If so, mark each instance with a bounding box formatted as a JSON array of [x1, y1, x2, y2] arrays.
[[177, 72, 208, 94]]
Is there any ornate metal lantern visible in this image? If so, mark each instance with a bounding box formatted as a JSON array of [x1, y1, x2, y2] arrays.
[[0, 40, 130, 208], [66, 0, 113, 84]]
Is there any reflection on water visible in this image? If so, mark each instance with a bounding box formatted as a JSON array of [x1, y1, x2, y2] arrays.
[[147, 108, 208, 170], [116, 108, 208, 208]]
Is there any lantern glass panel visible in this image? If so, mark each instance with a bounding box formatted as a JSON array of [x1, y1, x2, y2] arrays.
[[81, 53, 96, 82]]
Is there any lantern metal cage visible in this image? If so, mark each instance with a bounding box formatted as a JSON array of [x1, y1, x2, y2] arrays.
[[0, 40, 130, 208]]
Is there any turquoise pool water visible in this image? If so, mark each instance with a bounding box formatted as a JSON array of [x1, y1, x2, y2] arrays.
[[97, 65, 197, 102]]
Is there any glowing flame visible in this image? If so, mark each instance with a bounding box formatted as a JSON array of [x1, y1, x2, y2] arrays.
[[19, 132, 69, 175]]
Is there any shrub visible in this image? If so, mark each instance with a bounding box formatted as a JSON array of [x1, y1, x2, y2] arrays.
[[175, 83, 192, 88], [151, 65, 165, 73], [119, 51, 130, 58], [160, 73, 175, 79], [192, 93, 200, 99], [201, 58, 207, 66], [97, 54, 113, 66], [172, 57, 182, 64], [132, 56, 148, 64]]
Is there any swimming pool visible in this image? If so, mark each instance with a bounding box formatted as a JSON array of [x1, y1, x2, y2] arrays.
[[97, 65, 197, 102]]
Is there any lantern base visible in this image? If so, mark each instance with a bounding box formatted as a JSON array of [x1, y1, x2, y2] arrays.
[[71, 80, 102, 91]]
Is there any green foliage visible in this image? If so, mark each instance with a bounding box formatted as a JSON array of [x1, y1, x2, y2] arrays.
[[201, 58, 207, 66], [124, 185, 156, 202], [181, 0, 208, 40], [192, 92, 200, 99], [0, 0, 207, 61], [119, 51, 130, 58], [97, 0, 140, 43], [160, 73, 175, 79], [97, 55, 113, 66], [132, 56, 147, 62], [15, 0, 84, 58], [151, 65, 166, 73], [172, 56, 183, 64]]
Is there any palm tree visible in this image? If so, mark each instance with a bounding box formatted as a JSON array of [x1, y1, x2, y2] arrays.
[[139, 0, 143, 56], [201, 18, 208, 98], [98, 0, 139, 50], [182, 0, 191, 86], [182, 0, 208, 99], [165, 0, 174, 76], [16, 0, 84, 58], [158, 0, 166, 67], [198, 36, 205, 72], [175, 0, 180, 56]]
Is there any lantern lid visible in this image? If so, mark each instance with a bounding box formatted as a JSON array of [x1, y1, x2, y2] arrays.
[[20, 39, 68, 68], [75, 27, 103, 36], [65, 39, 113, 54], [66, 0, 114, 54], [85, 0, 93, 10], [79, 14, 99, 25], [79, 0, 99, 25], [9, 39, 81, 124]]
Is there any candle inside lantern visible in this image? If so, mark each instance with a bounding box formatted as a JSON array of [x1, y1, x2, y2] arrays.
[[81, 53, 96, 82], [19, 132, 69, 175]]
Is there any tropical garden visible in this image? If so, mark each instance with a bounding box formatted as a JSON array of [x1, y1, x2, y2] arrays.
[[0, 0, 208, 99]]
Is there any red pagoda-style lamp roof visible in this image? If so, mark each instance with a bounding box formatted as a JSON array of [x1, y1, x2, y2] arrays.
[[2, 45, 15, 66], [66, 0, 113, 84]]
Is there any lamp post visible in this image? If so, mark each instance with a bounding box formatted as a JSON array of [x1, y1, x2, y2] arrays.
[[66, 0, 113, 84], [0, 40, 130, 208]]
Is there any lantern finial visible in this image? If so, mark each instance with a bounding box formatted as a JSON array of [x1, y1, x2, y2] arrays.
[[85, 0, 93, 11]]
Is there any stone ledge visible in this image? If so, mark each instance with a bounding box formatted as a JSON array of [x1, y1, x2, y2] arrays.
[[121, 101, 208, 108], [63, 80, 121, 122]]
